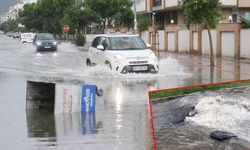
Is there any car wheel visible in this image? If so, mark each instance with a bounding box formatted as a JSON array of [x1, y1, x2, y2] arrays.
[[105, 61, 112, 70], [86, 59, 92, 66]]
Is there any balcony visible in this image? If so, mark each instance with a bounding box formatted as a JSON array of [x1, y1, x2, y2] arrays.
[[219, 0, 237, 6], [165, 0, 179, 8], [238, 0, 250, 7]]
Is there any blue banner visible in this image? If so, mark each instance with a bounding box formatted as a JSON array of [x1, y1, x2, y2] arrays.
[[81, 85, 96, 112]]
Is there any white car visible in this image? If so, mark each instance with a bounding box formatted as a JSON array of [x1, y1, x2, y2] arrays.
[[20, 32, 36, 44], [86, 34, 159, 73]]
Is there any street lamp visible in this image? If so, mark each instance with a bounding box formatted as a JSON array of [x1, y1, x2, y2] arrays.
[[171, 19, 174, 24], [152, 11, 156, 27]]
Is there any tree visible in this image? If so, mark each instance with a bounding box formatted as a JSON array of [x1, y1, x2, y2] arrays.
[[62, 4, 98, 35], [0, 18, 22, 32], [239, 16, 250, 29], [179, 0, 222, 66], [84, 0, 133, 32], [138, 17, 152, 32], [62, 5, 81, 35], [19, 0, 75, 35], [19, 3, 43, 32]]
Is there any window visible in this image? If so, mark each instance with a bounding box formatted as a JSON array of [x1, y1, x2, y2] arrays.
[[153, 0, 161, 7], [99, 37, 109, 50], [232, 14, 237, 23], [92, 37, 100, 48], [244, 12, 250, 21], [108, 36, 147, 50]]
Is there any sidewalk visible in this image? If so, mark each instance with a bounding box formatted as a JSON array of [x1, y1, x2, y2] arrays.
[[162, 52, 250, 85]]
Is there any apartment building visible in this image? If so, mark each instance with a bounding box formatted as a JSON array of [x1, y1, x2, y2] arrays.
[[135, 0, 250, 28], [0, 0, 37, 23]]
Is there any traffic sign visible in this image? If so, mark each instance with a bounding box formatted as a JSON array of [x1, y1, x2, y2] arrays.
[[63, 25, 70, 32]]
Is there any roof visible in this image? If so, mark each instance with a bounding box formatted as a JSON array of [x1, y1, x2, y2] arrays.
[[94, 33, 139, 38]]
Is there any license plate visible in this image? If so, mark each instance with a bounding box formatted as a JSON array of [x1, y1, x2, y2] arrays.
[[133, 66, 148, 71], [44, 46, 51, 48]]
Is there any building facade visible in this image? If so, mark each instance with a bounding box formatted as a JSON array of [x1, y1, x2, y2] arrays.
[[0, 0, 37, 24], [135, 0, 250, 28]]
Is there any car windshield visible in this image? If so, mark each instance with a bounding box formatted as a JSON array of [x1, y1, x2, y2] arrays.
[[108, 36, 147, 50], [36, 34, 54, 40]]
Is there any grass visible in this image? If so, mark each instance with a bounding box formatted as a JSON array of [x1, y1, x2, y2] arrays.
[[149, 80, 250, 101]]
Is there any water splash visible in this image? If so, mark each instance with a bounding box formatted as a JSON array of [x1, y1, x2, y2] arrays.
[[58, 42, 80, 52], [186, 95, 250, 141], [71, 56, 192, 79], [158, 56, 192, 76]]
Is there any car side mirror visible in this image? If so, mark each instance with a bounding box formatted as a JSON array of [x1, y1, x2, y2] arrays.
[[97, 45, 105, 50], [146, 43, 151, 48]]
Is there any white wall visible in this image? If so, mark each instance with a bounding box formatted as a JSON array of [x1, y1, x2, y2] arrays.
[[136, 0, 146, 12], [85, 28, 250, 59], [86, 34, 96, 43], [167, 32, 175, 51], [221, 32, 235, 57], [241, 29, 250, 58], [141, 31, 149, 44], [193, 32, 198, 50], [158, 30, 165, 50], [220, 0, 237, 5], [178, 30, 189, 52], [202, 29, 217, 55], [165, 0, 178, 7]]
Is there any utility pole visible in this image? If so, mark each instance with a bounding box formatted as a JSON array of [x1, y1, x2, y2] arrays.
[[132, 0, 138, 34]]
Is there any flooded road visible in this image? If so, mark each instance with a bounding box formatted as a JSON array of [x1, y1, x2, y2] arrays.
[[1, 35, 250, 149]]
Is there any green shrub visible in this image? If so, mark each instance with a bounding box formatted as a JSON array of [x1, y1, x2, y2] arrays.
[[138, 17, 152, 32], [150, 80, 250, 100], [74, 35, 86, 46], [239, 16, 250, 28]]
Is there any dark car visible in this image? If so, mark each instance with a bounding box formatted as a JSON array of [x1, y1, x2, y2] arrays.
[[33, 33, 57, 52]]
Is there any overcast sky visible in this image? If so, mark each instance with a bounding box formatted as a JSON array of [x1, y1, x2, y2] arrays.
[[0, 0, 19, 15]]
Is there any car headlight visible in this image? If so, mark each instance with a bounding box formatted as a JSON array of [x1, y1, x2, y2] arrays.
[[53, 41, 57, 45], [114, 54, 124, 65], [36, 41, 42, 46]]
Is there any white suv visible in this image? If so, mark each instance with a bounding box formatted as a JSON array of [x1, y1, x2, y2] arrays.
[[86, 34, 159, 73], [20, 32, 36, 44]]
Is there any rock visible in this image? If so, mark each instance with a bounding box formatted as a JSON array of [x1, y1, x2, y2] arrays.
[[166, 106, 195, 124], [210, 130, 237, 141]]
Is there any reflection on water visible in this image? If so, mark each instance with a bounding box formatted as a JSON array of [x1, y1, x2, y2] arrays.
[[81, 112, 97, 134], [26, 109, 56, 138], [26, 109, 101, 146]]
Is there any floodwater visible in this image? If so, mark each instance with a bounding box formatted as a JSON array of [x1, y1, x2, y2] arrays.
[[0, 35, 250, 149]]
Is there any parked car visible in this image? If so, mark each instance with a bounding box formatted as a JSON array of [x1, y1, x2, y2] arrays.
[[13, 32, 21, 39], [86, 34, 159, 73], [7, 31, 14, 37], [20, 33, 36, 44], [33, 33, 57, 52]]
